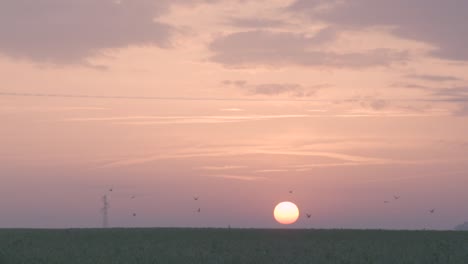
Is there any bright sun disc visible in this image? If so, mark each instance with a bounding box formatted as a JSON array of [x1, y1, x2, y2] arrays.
[[274, 201, 299, 225]]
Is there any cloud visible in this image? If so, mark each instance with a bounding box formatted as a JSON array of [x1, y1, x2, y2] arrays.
[[222, 80, 247, 87], [247, 149, 389, 164], [0, 106, 107, 112], [425, 87, 468, 112], [289, 0, 468, 61], [198, 165, 247, 171], [0, 91, 323, 102], [251, 83, 306, 96], [387, 84, 468, 115], [431, 87, 468, 98], [391, 83, 433, 91], [254, 162, 367, 172], [226, 17, 287, 28], [0, 0, 213, 64], [64, 114, 310, 125], [454, 104, 468, 116], [220, 108, 245, 112], [205, 175, 267, 181], [359, 99, 388, 111], [340, 95, 454, 117], [406, 74, 462, 82], [209, 29, 407, 68], [223, 80, 322, 97], [97, 144, 395, 168]]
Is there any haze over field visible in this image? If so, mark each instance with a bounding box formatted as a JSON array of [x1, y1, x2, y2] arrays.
[[1, 0, 467, 230]]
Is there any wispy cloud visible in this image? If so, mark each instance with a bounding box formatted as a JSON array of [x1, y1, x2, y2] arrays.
[[390, 83, 433, 91], [0, 106, 107, 112], [406, 74, 462, 82], [245, 149, 388, 163], [253, 169, 290, 173], [223, 80, 328, 97], [99, 146, 393, 169], [226, 17, 287, 29], [454, 103, 468, 116], [307, 109, 328, 113], [252, 162, 370, 173], [220, 108, 245, 112], [209, 29, 407, 68], [95, 139, 468, 175], [205, 174, 267, 181], [65, 114, 310, 125], [99, 151, 236, 168], [198, 165, 247, 171], [431, 87, 468, 99], [0, 91, 327, 102], [4, 91, 467, 104], [334, 113, 448, 118]]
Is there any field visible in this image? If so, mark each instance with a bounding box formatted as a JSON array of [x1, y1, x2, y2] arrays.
[[1, 228, 467, 264]]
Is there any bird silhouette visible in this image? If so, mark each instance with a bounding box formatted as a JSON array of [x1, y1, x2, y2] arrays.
[[306, 214, 311, 219], [429, 209, 435, 214], [289, 190, 293, 194], [193, 196, 199, 201], [133, 213, 136, 217], [109, 188, 113, 192], [394, 196, 400, 200], [131, 195, 135, 199], [196, 208, 201, 213]]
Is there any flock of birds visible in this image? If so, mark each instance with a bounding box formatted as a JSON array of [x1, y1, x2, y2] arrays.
[[383, 195, 436, 214], [106, 188, 202, 219], [104, 188, 437, 224]]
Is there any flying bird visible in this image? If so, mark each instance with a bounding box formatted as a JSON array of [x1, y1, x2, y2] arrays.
[[289, 190, 293, 194], [306, 214, 311, 219], [394, 196, 400, 200], [429, 209, 435, 214], [133, 213, 136, 217], [131, 195, 135, 199], [196, 208, 201, 213], [193, 196, 199, 201], [109, 188, 113, 192]]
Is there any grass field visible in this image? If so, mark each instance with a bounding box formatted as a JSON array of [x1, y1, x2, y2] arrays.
[[1, 228, 467, 264]]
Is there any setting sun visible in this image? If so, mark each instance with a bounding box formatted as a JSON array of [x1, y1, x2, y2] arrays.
[[274, 202, 300, 225]]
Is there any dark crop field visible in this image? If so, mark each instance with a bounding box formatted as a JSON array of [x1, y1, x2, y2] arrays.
[[1, 228, 467, 264]]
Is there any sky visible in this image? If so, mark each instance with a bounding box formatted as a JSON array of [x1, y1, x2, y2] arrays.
[[1, 0, 468, 230]]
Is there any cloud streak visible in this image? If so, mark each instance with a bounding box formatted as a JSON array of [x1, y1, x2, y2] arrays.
[[198, 165, 247, 171], [226, 17, 287, 29], [223, 80, 325, 97], [65, 114, 310, 125], [98, 146, 395, 169], [406, 74, 462, 83], [0, 106, 107, 112], [4, 91, 467, 103], [205, 175, 267, 181], [0, 91, 317, 102]]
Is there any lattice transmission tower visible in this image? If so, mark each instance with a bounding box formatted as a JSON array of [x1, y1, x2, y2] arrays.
[[101, 195, 110, 228]]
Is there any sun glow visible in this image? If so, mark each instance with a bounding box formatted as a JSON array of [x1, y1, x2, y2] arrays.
[[274, 201, 299, 225]]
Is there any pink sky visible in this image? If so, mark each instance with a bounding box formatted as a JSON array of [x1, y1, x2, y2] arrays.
[[1, 0, 468, 229]]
